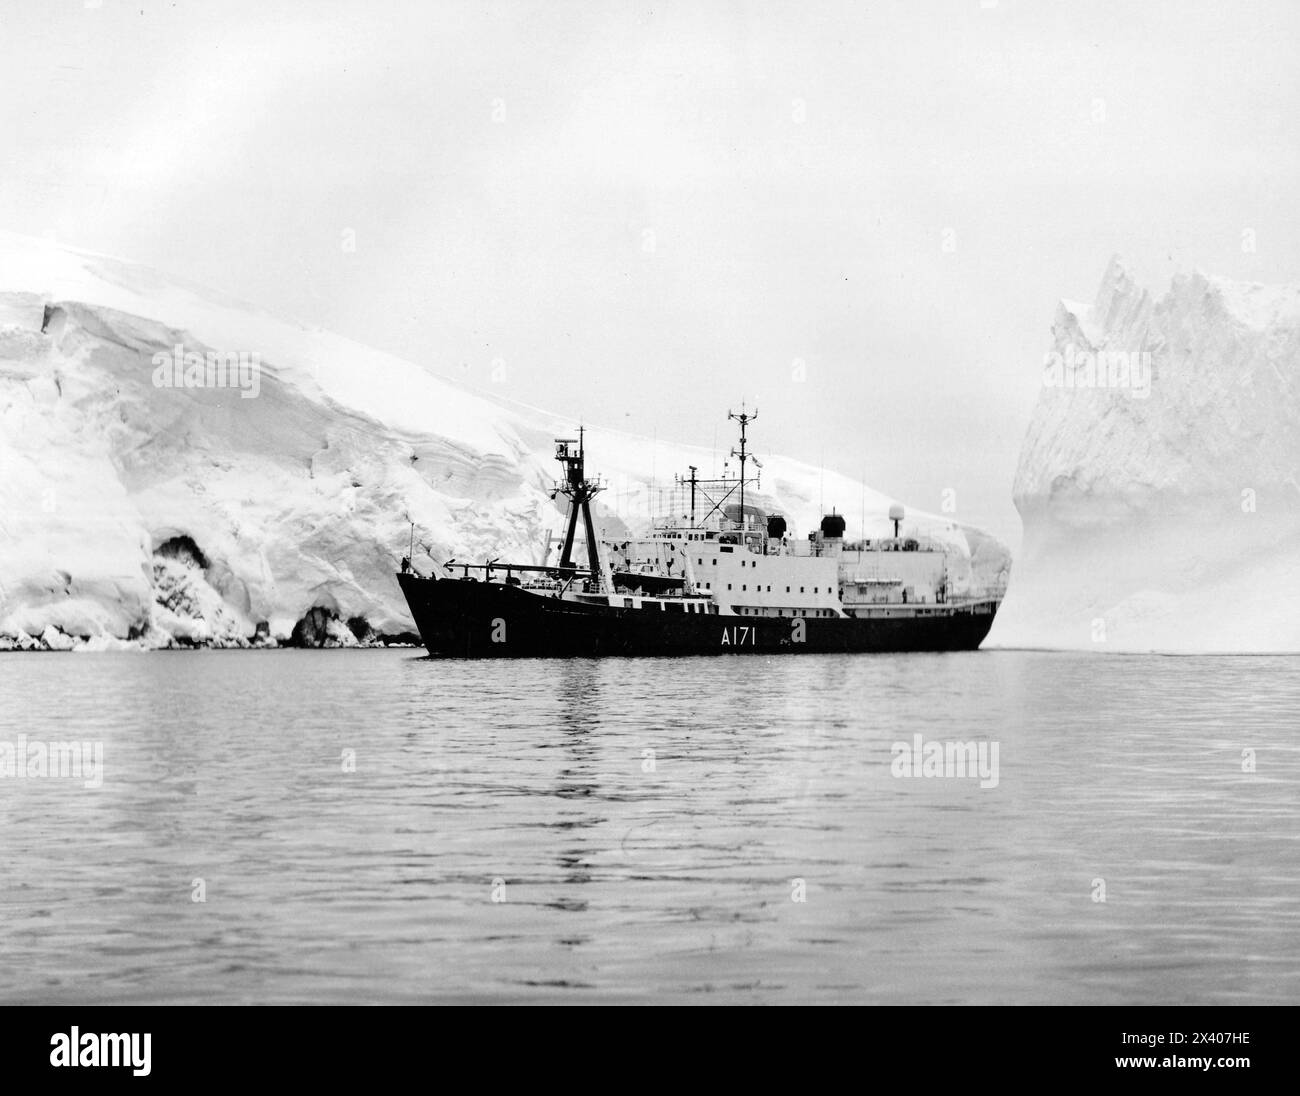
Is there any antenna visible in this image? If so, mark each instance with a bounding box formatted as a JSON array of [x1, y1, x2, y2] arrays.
[[860, 470, 866, 543], [651, 427, 657, 525], [728, 405, 757, 535]]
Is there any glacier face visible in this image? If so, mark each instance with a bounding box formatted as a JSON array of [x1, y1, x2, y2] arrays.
[[990, 257, 1300, 652], [0, 232, 1008, 648]]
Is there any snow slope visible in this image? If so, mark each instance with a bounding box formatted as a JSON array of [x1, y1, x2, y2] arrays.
[[0, 231, 1008, 648], [990, 257, 1300, 652]]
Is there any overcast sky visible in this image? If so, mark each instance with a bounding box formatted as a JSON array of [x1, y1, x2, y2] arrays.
[[3, 0, 1297, 545]]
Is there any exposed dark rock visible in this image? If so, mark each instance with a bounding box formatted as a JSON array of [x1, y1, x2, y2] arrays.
[[381, 631, 422, 646], [155, 534, 209, 570], [290, 606, 335, 648]]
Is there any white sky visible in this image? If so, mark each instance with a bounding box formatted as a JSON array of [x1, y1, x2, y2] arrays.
[[2, 0, 1297, 545]]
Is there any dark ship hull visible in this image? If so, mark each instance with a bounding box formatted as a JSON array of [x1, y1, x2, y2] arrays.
[[397, 573, 998, 659]]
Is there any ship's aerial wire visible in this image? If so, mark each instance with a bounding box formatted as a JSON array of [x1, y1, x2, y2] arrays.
[[861, 470, 866, 541], [819, 445, 825, 513]]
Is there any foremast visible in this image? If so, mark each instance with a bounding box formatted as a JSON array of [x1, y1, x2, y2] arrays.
[[554, 427, 607, 590]]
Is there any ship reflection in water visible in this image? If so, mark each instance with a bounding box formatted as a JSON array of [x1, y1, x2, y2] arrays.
[[0, 648, 1296, 1004], [543, 662, 601, 922]]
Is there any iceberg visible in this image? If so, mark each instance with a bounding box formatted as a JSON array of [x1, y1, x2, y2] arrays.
[[991, 256, 1300, 652]]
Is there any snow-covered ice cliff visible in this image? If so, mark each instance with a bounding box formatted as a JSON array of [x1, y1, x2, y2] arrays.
[[991, 257, 1300, 652], [0, 232, 1008, 649]]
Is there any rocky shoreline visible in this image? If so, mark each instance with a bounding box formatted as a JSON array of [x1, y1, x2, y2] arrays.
[[0, 605, 422, 651]]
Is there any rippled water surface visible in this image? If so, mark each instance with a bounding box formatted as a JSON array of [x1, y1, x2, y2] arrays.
[[1, 649, 1297, 1004]]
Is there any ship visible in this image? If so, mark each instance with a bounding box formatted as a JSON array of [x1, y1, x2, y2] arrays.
[[397, 411, 1003, 658]]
